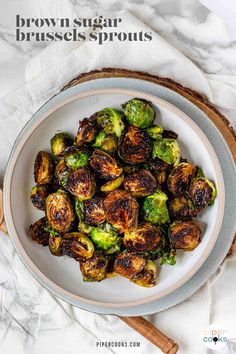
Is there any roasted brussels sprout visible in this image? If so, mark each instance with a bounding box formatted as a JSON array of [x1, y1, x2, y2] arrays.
[[67, 167, 96, 200], [84, 196, 106, 225], [124, 222, 162, 252], [143, 189, 170, 225], [119, 125, 152, 164], [93, 131, 118, 155], [34, 151, 54, 184], [169, 195, 199, 217], [50, 132, 73, 157], [162, 130, 178, 139], [104, 190, 139, 232], [131, 260, 158, 287], [89, 149, 123, 180], [169, 220, 201, 251], [49, 234, 63, 256], [150, 157, 169, 172], [114, 252, 146, 279], [78, 221, 92, 234], [45, 190, 75, 232], [152, 138, 180, 165], [89, 223, 120, 252], [123, 169, 156, 197], [122, 98, 155, 129], [146, 124, 163, 139], [76, 117, 97, 146], [63, 232, 94, 261], [100, 174, 124, 192], [189, 178, 217, 208], [30, 185, 49, 210], [96, 108, 125, 138], [29, 217, 50, 246], [54, 159, 69, 189], [80, 253, 108, 281], [167, 162, 197, 195], [64, 146, 89, 169]]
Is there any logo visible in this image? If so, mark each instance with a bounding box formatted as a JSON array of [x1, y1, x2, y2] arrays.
[[202, 324, 228, 350]]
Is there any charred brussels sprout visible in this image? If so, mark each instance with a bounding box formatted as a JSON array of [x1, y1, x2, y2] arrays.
[[143, 189, 170, 225], [122, 98, 155, 129], [131, 260, 158, 287], [119, 125, 152, 164], [50, 132, 73, 157], [67, 167, 96, 200], [89, 223, 120, 253], [100, 174, 124, 192], [80, 253, 108, 281], [146, 124, 163, 139], [167, 162, 197, 195], [189, 178, 217, 208], [93, 131, 118, 155], [169, 220, 201, 251], [49, 234, 63, 256], [123, 169, 156, 197], [64, 146, 89, 169], [114, 252, 146, 279], [104, 190, 139, 233], [76, 118, 97, 146], [29, 217, 50, 246], [124, 222, 162, 252], [96, 108, 125, 138], [89, 149, 123, 180], [55, 159, 69, 189], [30, 185, 49, 210], [34, 151, 54, 184], [45, 190, 75, 232], [63, 232, 94, 261], [152, 138, 180, 165], [169, 195, 199, 217], [84, 196, 106, 226]]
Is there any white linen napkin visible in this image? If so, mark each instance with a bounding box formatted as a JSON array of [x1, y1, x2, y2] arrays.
[[0, 10, 236, 354]]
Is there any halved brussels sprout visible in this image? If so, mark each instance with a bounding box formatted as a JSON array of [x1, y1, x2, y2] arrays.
[[104, 190, 139, 232], [100, 174, 124, 192], [34, 151, 54, 184], [45, 190, 75, 232], [64, 146, 89, 169], [54, 159, 69, 189], [67, 167, 96, 200], [63, 232, 94, 261], [119, 125, 152, 164], [122, 98, 155, 129], [146, 124, 163, 139], [76, 118, 97, 146], [96, 108, 125, 138], [93, 131, 118, 155], [123, 169, 156, 197], [169, 195, 199, 217], [89, 223, 120, 252], [153, 171, 167, 188], [150, 157, 168, 171], [49, 234, 63, 256], [89, 149, 123, 180], [169, 220, 201, 251], [114, 252, 146, 279], [50, 132, 73, 157], [152, 138, 180, 165], [80, 253, 108, 281], [124, 222, 162, 252], [189, 177, 217, 208], [29, 217, 50, 246], [131, 260, 158, 287], [143, 189, 170, 225], [30, 184, 50, 210], [167, 162, 197, 195], [84, 196, 106, 225]]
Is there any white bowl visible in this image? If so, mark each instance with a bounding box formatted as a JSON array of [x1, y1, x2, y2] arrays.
[[3, 88, 225, 309]]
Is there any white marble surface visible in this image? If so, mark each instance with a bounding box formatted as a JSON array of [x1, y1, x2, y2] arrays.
[[0, 1, 236, 354]]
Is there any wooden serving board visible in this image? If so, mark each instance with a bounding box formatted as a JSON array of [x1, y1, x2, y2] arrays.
[[63, 67, 236, 256]]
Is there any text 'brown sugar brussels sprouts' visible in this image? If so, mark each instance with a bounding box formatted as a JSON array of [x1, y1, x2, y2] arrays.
[[34, 151, 54, 185], [104, 190, 138, 233], [189, 177, 217, 209], [67, 167, 96, 200], [119, 125, 152, 164], [123, 169, 156, 197], [45, 190, 75, 232], [50, 132, 73, 157], [122, 98, 155, 129], [29, 217, 50, 246], [89, 149, 123, 180], [169, 220, 201, 251], [168, 162, 197, 195]]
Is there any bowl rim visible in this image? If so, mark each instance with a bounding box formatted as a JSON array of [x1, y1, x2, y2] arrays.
[[3, 88, 225, 308]]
